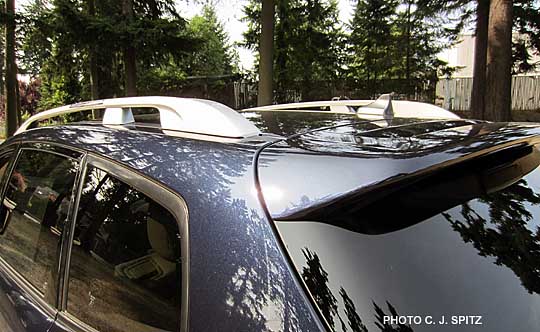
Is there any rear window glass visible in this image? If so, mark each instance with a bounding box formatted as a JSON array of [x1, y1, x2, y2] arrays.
[[278, 145, 540, 332]]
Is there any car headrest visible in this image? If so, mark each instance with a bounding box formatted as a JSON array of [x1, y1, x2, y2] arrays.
[[147, 217, 177, 261]]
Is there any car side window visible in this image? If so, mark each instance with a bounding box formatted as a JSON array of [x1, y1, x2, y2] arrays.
[[0, 152, 12, 179], [0, 149, 15, 228], [0, 150, 14, 193], [67, 165, 182, 332], [0, 148, 79, 305]]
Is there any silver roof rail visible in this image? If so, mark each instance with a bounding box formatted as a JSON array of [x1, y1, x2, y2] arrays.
[[243, 96, 459, 120], [16, 96, 261, 138]]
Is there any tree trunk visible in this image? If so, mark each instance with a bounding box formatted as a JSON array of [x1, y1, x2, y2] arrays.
[[302, 0, 314, 101], [0, 2, 4, 96], [484, 0, 513, 121], [257, 0, 274, 106], [123, 0, 137, 97], [4, 0, 17, 137], [15, 76, 20, 126], [88, 0, 99, 101], [0, 53, 3, 99], [470, 0, 490, 119], [405, 1, 412, 99], [275, 0, 287, 103]]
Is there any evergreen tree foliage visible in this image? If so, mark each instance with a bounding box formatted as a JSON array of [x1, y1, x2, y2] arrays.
[[4, 0, 538, 115], [13, 0, 240, 111], [348, 0, 460, 97], [18, 0, 52, 78], [394, 1, 454, 94], [243, 0, 463, 101], [512, 0, 540, 73], [18, 0, 198, 110], [138, 5, 239, 93], [348, 0, 398, 90], [243, 0, 344, 102], [185, 6, 237, 77], [38, 35, 84, 110]]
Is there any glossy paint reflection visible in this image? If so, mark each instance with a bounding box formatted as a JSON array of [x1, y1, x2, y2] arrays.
[[0, 271, 55, 332], [277, 162, 540, 332], [241, 111, 357, 137], [258, 121, 540, 218], [9, 126, 324, 332]]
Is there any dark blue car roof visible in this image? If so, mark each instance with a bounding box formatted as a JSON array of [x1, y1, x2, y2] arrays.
[[4, 124, 325, 332], [6, 115, 540, 332]]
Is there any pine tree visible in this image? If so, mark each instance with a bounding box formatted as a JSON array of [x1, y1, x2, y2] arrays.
[[347, 0, 457, 99], [122, 0, 136, 96], [18, 0, 197, 109], [348, 0, 398, 95], [512, 0, 540, 73], [393, 0, 454, 98], [186, 6, 237, 77], [4, 0, 17, 136], [18, 0, 53, 79], [0, 0, 5, 97], [243, 0, 344, 102]]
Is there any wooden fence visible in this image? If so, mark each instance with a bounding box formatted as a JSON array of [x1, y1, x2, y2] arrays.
[[436, 75, 540, 112]]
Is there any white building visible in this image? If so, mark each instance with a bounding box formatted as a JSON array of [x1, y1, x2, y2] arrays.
[[439, 34, 540, 78]]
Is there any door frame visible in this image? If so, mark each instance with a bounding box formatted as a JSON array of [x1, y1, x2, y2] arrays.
[[55, 152, 190, 332], [0, 141, 85, 331]]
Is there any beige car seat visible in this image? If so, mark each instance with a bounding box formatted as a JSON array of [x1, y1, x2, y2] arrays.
[[114, 217, 177, 280]]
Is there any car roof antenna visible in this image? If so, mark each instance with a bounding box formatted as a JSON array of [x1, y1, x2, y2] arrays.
[[358, 93, 395, 120]]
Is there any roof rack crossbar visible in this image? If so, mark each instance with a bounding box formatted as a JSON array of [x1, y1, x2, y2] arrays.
[[243, 95, 459, 120], [15, 96, 261, 138]]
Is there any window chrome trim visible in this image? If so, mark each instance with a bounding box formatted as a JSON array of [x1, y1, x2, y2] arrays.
[[15, 140, 88, 157], [61, 152, 190, 332], [54, 311, 100, 332], [57, 153, 87, 312], [18, 145, 83, 161], [2, 197, 15, 210]]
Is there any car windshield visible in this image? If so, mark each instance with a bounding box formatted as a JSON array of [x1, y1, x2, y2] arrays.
[[277, 145, 540, 332]]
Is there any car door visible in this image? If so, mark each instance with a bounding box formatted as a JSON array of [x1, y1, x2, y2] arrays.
[[49, 154, 188, 332], [0, 142, 83, 332]]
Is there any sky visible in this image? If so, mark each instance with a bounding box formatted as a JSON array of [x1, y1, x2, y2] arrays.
[[176, 0, 354, 71]]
